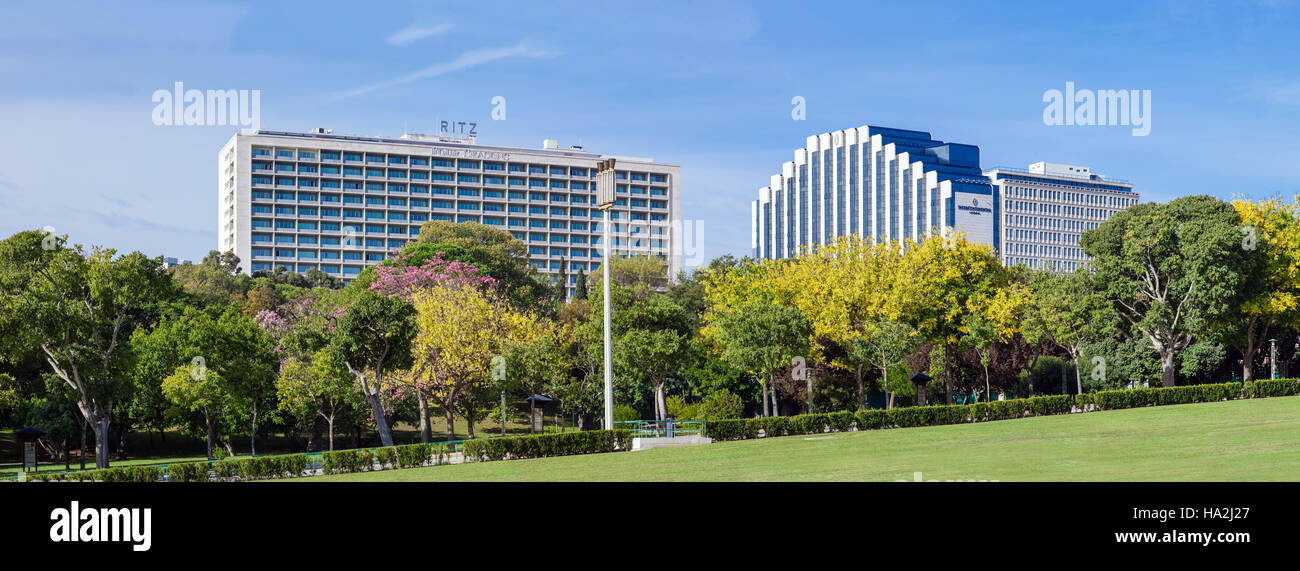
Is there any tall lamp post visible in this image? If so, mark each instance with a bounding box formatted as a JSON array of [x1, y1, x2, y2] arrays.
[[596, 158, 617, 430]]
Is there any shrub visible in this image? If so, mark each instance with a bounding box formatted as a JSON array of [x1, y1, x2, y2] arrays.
[[462, 430, 629, 462], [169, 462, 210, 482], [665, 395, 699, 420], [613, 404, 640, 422], [699, 390, 744, 421], [790, 413, 829, 434], [322, 449, 365, 475], [1252, 378, 1300, 398], [1029, 395, 1074, 416], [1075, 393, 1095, 409], [373, 447, 397, 469], [396, 443, 447, 468], [214, 460, 239, 480], [1095, 383, 1248, 410], [855, 409, 888, 430], [59, 465, 163, 482], [828, 411, 855, 432], [705, 418, 760, 441], [762, 416, 790, 437]]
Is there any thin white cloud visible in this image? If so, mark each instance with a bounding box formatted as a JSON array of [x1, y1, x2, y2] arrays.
[[334, 42, 560, 100], [386, 23, 453, 46], [1253, 80, 1300, 106]]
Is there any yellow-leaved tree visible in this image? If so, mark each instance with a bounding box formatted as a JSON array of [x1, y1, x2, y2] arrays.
[[1231, 197, 1300, 382], [408, 283, 520, 441]]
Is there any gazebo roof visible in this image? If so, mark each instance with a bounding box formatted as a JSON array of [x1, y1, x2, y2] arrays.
[[14, 426, 46, 439]]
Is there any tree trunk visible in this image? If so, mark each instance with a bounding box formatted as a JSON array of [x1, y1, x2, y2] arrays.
[[880, 364, 891, 410], [654, 379, 667, 422], [467, 400, 477, 440], [943, 343, 955, 405], [1242, 319, 1261, 383], [760, 379, 769, 418], [205, 412, 215, 462], [79, 417, 87, 471], [250, 399, 258, 456], [417, 391, 431, 444], [95, 414, 110, 470], [855, 365, 866, 411], [365, 390, 394, 447], [63, 438, 70, 471], [1160, 349, 1177, 388], [115, 421, 127, 461], [500, 391, 507, 437], [983, 361, 991, 403], [326, 415, 335, 451], [445, 404, 456, 442]]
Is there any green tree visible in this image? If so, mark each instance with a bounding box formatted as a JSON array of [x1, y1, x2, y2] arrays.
[[0, 230, 175, 469], [1082, 195, 1256, 386], [330, 290, 415, 447], [848, 319, 921, 409], [276, 349, 353, 450], [713, 300, 812, 417], [1024, 270, 1109, 394], [162, 363, 231, 461], [574, 267, 588, 300]]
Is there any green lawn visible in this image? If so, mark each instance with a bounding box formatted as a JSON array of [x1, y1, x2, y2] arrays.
[[299, 396, 1300, 482]]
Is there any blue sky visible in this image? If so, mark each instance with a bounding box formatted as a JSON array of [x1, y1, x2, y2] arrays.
[[2, 0, 1299, 267]]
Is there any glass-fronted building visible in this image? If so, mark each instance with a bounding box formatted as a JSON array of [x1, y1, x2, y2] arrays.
[[751, 125, 996, 259], [218, 129, 681, 296]]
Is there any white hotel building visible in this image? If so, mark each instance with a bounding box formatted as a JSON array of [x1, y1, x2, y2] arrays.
[[751, 125, 998, 259], [985, 162, 1138, 272], [218, 129, 681, 295]]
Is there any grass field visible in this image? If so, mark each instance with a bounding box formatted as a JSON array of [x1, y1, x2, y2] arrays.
[[298, 396, 1300, 482]]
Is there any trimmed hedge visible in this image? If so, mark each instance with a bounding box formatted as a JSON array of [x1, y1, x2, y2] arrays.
[[462, 430, 630, 462], [705, 381, 1299, 442], [29, 465, 163, 482], [169, 462, 210, 482], [1094, 383, 1245, 410], [1252, 378, 1300, 398]]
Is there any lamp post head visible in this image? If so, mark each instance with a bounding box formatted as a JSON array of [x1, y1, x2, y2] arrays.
[[596, 157, 617, 210]]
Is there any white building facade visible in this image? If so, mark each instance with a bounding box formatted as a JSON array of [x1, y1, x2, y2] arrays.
[[985, 162, 1138, 272], [218, 129, 682, 295], [751, 125, 997, 259]]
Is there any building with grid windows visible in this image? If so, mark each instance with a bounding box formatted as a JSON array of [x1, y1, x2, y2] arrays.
[[218, 129, 681, 296], [985, 162, 1138, 272], [750, 125, 997, 259]]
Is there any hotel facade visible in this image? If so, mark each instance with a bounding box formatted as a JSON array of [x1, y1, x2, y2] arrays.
[[985, 162, 1137, 272], [218, 129, 681, 296], [750, 125, 1138, 270]]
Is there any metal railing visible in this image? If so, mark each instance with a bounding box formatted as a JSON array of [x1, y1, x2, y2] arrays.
[[613, 420, 706, 439]]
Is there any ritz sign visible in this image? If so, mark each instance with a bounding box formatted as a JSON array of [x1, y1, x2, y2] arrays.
[[440, 120, 478, 136]]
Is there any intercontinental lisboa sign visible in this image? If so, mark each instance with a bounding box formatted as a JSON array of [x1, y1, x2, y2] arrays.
[[957, 196, 994, 215]]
